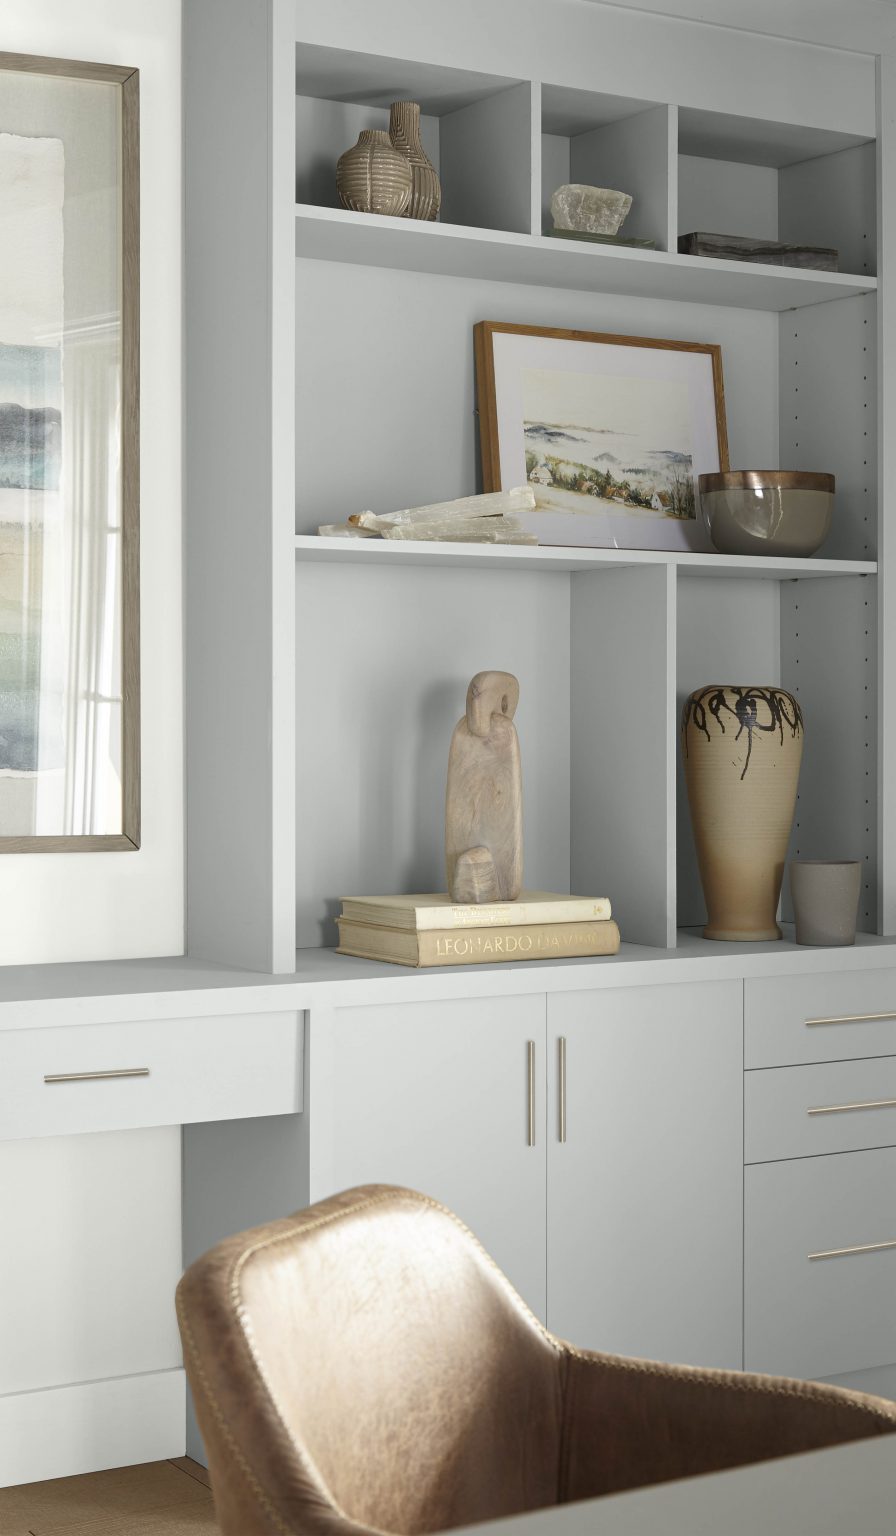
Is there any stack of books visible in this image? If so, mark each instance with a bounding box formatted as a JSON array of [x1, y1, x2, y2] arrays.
[[336, 891, 620, 968]]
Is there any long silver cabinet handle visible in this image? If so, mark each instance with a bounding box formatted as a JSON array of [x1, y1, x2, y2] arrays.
[[526, 1041, 536, 1147], [558, 1036, 567, 1143], [808, 1097, 896, 1116], [44, 1067, 150, 1085], [809, 1238, 896, 1262], [806, 1011, 896, 1027]]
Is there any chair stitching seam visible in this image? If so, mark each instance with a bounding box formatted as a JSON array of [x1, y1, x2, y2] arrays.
[[557, 1348, 575, 1505], [175, 1290, 301, 1536], [565, 1346, 896, 1426]]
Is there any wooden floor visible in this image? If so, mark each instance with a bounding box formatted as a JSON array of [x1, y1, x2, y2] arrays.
[[0, 1459, 218, 1535]]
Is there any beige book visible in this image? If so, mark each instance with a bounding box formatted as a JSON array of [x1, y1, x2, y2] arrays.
[[336, 917, 621, 968], [339, 890, 612, 932]]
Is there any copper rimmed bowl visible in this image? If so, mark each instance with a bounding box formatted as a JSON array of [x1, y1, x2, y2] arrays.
[[699, 470, 834, 557]]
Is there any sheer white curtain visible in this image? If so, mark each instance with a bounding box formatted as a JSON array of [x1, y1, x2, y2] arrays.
[[35, 316, 121, 835]]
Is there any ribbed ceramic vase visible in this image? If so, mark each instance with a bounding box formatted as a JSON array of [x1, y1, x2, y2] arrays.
[[388, 101, 441, 221], [336, 129, 412, 216], [682, 685, 804, 941]]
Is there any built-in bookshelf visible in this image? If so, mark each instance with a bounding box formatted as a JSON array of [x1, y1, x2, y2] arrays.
[[186, 0, 892, 974]]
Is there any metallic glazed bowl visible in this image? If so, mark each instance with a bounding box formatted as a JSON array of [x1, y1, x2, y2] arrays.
[[699, 470, 834, 557]]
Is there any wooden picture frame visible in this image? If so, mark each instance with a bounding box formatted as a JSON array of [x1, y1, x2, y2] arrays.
[[0, 52, 140, 851], [475, 321, 728, 553]]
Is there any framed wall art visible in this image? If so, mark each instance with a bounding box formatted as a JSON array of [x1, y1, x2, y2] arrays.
[[0, 51, 139, 850], [475, 321, 728, 553]]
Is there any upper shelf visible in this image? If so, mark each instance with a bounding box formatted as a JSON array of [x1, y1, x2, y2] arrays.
[[295, 205, 877, 312], [295, 536, 877, 581]]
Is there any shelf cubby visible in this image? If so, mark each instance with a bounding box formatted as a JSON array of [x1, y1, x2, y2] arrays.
[[676, 569, 877, 937], [295, 44, 534, 234], [539, 86, 672, 248], [293, 551, 877, 954], [677, 106, 875, 278]]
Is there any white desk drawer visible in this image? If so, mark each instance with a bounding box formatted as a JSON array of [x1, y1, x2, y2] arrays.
[[746, 1057, 896, 1163], [745, 971, 896, 1067], [0, 1011, 302, 1140], [745, 1148, 896, 1381]]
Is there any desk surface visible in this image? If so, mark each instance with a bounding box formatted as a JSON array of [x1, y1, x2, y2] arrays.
[[458, 1435, 896, 1536], [2, 929, 896, 1027]]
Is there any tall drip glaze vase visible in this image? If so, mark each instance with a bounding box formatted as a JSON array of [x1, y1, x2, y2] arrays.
[[682, 686, 804, 941], [389, 101, 441, 221]]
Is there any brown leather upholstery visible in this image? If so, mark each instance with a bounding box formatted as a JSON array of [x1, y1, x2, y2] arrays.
[[177, 1185, 896, 1536]]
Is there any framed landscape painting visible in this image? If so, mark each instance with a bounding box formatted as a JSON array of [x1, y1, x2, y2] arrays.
[[0, 52, 139, 850], [475, 322, 728, 552]]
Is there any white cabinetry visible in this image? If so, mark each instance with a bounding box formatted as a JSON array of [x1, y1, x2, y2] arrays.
[[745, 1148, 896, 1381], [0, 1128, 184, 1486], [302, 980, 742, 1368], [0, 1011, 302, 1140], [186, 0, 893, 972], [546, 983, 742, 1367], [306, 996, 548, 1316], [744, 970, 896, 1397], [0, 994, 304, 1487]]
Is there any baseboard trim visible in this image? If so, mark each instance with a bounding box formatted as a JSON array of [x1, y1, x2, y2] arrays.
[[0, 1368, 186, 1487]]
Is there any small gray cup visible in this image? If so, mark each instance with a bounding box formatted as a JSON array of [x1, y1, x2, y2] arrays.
[[789, 860, 862, 947]]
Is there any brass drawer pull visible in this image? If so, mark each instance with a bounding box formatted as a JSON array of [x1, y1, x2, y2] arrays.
[[806, 1011, 896, 1027], [44, 1067, 150, 1085], [526, 1041, 535, 1147], [809, 1238, 896, 1262], [558, 1035, 567, 1144], [808, 1097, 896, 1116]]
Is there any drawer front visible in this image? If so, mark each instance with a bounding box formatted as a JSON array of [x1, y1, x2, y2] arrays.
[[746, 1057, 896, 1163], [745, 970, 896, 1067], [745, 1148, 896, 1380], [0, 1011, 302, 1140]]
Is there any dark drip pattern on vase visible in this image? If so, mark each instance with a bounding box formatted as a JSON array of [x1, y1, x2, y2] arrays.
[[681, 686, 804, 780]]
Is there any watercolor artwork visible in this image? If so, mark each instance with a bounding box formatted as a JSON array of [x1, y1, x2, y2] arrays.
[[476, 323, 728, 552], [523, 366, 697, 521]]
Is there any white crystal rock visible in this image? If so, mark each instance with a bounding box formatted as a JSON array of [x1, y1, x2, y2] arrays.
[[550, 183, 633, 236]]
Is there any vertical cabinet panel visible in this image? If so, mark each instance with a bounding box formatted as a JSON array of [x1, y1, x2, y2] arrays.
[[547, 981, 742, 1368], [0, 1128, 183, 1396], [571, 564, 676, 949], [307, 995, 547, 1319]]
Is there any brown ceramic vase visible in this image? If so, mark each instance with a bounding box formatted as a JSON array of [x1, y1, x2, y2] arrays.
[[682, 685, 804, 941], [336, 129, 412, 216], [388, 101, 441, 221]]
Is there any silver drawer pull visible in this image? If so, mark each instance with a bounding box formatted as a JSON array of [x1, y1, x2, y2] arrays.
[[806, 1011, 896, 1027], [808, 1097, 896, 1116], [44, 1067, 150, 1085], [809, 1238, 896, 1261], [526, 1041, 535, 1147]]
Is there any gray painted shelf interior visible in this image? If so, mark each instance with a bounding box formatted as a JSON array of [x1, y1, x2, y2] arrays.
[[292, 37, 879, 961], [184, 0, 889, 975]]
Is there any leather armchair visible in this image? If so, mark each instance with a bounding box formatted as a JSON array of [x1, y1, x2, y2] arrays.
[[177, 1185, 896, 1536]]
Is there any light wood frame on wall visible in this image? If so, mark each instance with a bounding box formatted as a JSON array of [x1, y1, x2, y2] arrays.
[[0, 52, 140, 852], [474, 321, 729, 493]]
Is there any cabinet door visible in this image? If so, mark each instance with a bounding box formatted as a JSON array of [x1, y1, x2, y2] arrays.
[[547, 981, 742, 1368], [0, 1128, 182, 1396], [307, 994, 547, 1319]]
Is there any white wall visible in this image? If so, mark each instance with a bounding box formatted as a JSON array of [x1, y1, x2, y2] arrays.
[[1, 0, 183, 964]]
